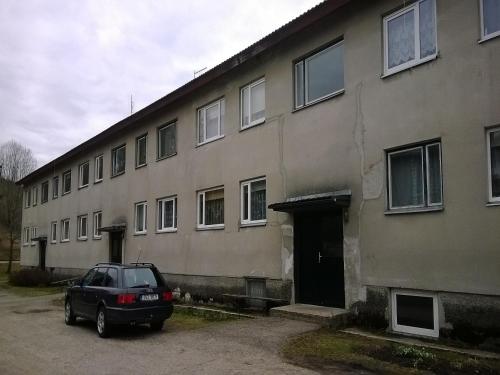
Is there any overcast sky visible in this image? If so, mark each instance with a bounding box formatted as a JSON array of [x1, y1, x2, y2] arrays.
[[0, 0, 322, 167]]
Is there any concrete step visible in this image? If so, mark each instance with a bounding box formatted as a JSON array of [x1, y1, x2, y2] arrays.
[[270, 303, 349, 327]]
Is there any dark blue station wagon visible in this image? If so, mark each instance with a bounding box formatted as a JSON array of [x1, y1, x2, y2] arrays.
[[64, 263, 174, 337]]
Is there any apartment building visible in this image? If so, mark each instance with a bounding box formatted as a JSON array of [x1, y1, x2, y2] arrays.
[[17, 0, 500, 338]]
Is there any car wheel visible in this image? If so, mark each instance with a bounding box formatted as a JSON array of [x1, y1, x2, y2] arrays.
[[96, 306, 110, 338], [65, 299, 76, 325], [150, 320, 164, 332]]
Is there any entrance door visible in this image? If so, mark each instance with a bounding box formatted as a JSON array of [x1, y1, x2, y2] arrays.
[[39, 239, 47, 271], [109, 232, 123, 263], [294, 209, 345, 308]]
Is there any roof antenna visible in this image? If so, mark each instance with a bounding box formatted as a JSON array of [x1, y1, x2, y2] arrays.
[[135, 247, 142, 266], [194, 67, 207, 78], [130, 94, 134, 115]]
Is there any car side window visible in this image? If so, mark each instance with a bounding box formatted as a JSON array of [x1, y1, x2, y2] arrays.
[[81, 268, 97, 287], [89, 267, 107, 287], [104, 268, 118, 288]]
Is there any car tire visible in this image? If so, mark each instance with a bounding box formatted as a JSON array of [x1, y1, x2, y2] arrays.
[[150, 320, 164, 332], [65, 299, 76, 325], [96, 306, 110, 338]]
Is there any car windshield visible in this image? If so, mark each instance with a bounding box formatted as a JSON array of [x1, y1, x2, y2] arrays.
[[123, 268, 161, 288]]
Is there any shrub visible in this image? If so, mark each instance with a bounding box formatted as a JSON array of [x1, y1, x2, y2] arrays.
[[9, 268, 51, 287]]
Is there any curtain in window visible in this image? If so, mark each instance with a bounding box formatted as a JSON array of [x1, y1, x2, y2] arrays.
[[419, 0, 436, 58], [205, 198, 224, 225], [391, 148, 424, 207], [159, 124, 176, 158], [484, 0, 500, 36], [491, 130, 500, 197], [388, 10, 415, 69], [250, 181, 266, 220], [250, 81, 265, 122], [163, 200, 174, 228], [206, 104, 219, 139]]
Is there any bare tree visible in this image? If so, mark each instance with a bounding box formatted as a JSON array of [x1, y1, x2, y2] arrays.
[[0, 140, 37, 273]]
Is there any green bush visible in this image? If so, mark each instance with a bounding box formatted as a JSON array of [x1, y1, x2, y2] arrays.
[[9, 268, 51, 287]]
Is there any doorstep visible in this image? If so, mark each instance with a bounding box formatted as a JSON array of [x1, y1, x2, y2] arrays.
[[270, 303, 348, 327]]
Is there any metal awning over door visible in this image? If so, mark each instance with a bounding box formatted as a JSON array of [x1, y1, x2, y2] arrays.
[[268, 190, 351, 212]]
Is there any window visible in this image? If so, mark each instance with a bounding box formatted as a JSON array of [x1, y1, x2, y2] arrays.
[[30, 227, 37, 246], [61, 219, 70, 242], [62, 170, 71, 195], [157, 123, 176, 159], [52, 176, 59, 199], [481, 0, 500, 41], [90, 267, 108, 286], [111, 145, 126, 176], [25, 190, 31, 208], [241, 178, 267, 225], [294, 40, 344, 109], [135, 134, 147, 168], [23, 227, 30, 246], [32, 186, 38, 206], [134, 201, 147, 234], [197, 187, 224, 229], [81, 268, 97, 287], [197, 99, 225, 145], [93, 211, 102, 239], [41, 181, 49, 204], [392, 290, 439, 337], [77, 215, 88, 240], [241, 79, 265, 129], [94, 154, 103, 182], [487, 127, 500, 202], [383, 0, 437, 76], [104, 268, 118, 288], [78, 161, 89, 188], [50, 222, 57, 244], [387, 142, 442, 210], [157, 196, 177, 232]]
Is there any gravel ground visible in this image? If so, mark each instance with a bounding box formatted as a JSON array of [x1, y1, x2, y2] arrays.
[[0, 292, 326, 375]]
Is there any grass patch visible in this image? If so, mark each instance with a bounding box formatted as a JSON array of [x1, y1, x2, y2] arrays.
[[0, 265, 63, 297], [168, 306, 241, 331], [282, 329, 500, 374]]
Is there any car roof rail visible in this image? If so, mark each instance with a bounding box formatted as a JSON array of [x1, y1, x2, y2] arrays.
[[95, 262, 122, 266], [128, 262, 155, 267]]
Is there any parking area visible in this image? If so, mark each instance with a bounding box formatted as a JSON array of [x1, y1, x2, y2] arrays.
[[0, 293, 324, 375]]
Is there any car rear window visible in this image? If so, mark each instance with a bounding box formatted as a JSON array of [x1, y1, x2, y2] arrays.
[[123, 267, 162, 288]]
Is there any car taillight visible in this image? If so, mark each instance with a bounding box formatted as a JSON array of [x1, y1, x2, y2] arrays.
[[163, 291, 173, 301], [117, 294, 136, 304]]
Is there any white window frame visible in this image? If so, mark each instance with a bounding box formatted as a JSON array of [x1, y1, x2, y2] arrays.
[[487, 127, 500, 203], [157, 122, 177, 159], [197, 99, 225, 145], [52, 176, 59, 199], [240, 78, 266, 129], [61, 219, 70, 242], [77, 215, 88, 240], [135, 134, 147, 168], [32, 186, 38, 206], [111, 145, 126, 176], [197, 187, 225, 229], [25, 190, 31, 208], [134, 201, 147, 234], [94, 154, 103, 183], [294, 40, 345, 109], [93, 211, 102, 239], [480, 0, 500, 42], [62, 170, 71, 195], [30, 227, 37, 246], [383, 0, 438, 76], [387, 142, 442, 210], [157, 196, 177, 232], [240, 177, 267, 225], [23, 227, 30, 246], [78, 161, 90, 188], [391, 289, 439, 338], [50, 221, 57, 244]]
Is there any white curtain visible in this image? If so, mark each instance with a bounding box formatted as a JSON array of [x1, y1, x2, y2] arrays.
[[388, 10, 415, 69]]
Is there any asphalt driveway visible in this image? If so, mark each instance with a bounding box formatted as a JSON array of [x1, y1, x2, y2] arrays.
[[0, 292, 322, 375]]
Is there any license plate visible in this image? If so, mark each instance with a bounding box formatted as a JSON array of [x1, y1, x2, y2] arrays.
[[140, 294, 158, 302]]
